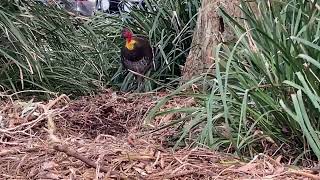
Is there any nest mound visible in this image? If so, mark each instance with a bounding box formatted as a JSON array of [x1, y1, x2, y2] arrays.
[[57, 89, 163, 138], [0, 89, 318, 179]]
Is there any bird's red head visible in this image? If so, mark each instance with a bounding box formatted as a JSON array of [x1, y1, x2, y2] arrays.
[[121, 28, 133, 42]]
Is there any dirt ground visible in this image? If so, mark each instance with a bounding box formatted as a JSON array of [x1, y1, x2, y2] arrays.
[[0, 89, 319, 179]]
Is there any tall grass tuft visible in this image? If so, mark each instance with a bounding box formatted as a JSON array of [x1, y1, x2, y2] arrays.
[[146, 0, 320, 162], [0, 0, 122, 96]]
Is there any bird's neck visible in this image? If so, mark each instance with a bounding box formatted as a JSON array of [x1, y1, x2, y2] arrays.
[[125, 38, 136, 50]]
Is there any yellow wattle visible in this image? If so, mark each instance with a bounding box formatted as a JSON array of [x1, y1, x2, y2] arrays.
[[125, 39, 136, 50]]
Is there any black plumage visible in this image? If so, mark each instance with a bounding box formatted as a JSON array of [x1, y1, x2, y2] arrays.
[[120, 28, 154, 83]]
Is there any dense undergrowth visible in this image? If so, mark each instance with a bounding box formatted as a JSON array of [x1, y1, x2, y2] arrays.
[[0, 0, 119, 95], [0, 0, 199, 95], [1, 0, 320, 165], [147, 0, 320, 164]]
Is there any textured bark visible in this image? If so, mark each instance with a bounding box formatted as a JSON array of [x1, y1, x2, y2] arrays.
[[182, 0, 243, 80]]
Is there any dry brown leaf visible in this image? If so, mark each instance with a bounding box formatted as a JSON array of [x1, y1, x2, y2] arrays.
[[28, 166, 39, 178], [132, 167, 148, 176], [42, 172, 61, 180], [160, 113, 175, 124], [236, 162, 259, 173], [265, 161, 275, 174], [82, 168, 96, 180], [135, 162, 146, 169], [42, 161, 58, 170], [275, 155, 282, 164], [68, 167, 77, 179], [145, 164, 154, 174]]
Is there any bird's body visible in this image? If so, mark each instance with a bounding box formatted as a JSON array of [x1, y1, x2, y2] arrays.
[[120, 28, 154, 85]]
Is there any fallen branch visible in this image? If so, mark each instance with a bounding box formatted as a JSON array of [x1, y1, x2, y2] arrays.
[[53, 144, 110, 173]]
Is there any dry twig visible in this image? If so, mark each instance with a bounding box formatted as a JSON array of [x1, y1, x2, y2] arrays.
[[53, 144, 110, 173]]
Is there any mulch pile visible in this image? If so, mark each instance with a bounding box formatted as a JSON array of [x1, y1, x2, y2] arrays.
[[0, 89, 319, 179]]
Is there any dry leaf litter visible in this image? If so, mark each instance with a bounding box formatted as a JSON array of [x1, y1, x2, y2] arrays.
[[0, 89, 319, 179]]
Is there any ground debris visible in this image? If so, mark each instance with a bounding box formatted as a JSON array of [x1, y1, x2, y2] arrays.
[[57, 89, 167, 138], [0, 89, 316, 179]]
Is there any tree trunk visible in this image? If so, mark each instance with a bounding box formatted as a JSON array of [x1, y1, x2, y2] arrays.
[[182, 0, 243, 80]]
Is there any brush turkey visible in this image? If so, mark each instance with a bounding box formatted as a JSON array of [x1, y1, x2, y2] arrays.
[[120, 28, 154, 85]]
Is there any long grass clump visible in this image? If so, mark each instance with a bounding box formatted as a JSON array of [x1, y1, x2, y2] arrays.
[[146, 0, 320, 164], [0, 0, 122, 96]]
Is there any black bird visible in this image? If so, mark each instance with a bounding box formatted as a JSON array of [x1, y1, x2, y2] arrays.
[[120, 28, 154, 90]]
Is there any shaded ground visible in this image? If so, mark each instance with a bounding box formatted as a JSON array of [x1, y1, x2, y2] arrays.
[[0, 89, 319, 179]]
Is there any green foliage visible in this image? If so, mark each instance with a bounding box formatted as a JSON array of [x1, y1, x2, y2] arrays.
[[0, 0, 122, 96], [0, 0, 200, 95], [146, 0, 320, 162]]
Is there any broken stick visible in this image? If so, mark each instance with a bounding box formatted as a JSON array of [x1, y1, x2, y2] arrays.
[[53, 144, 110, 173]]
